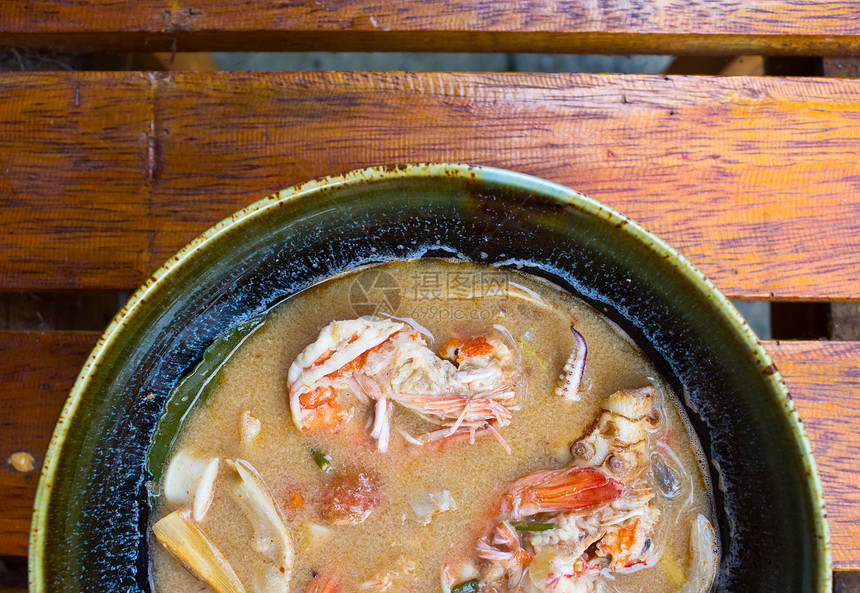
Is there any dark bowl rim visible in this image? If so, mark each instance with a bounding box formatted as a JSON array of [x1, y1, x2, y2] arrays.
[[28, 162, 831, 591]]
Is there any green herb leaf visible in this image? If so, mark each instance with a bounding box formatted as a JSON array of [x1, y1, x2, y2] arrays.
[[510, 521, 554, 531], [146, 315, 267, 507], [451, 578, 480, 593], [310, 449, 333, 472]]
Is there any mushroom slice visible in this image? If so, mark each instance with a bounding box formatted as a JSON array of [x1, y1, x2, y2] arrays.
[[228, 458, 294, 593], [193, 457, 220, 521], [152, 510, 247, 593], [163, 450, 220, 522]]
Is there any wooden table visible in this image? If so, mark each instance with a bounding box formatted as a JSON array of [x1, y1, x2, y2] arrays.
[[1, 2, 859, 590]]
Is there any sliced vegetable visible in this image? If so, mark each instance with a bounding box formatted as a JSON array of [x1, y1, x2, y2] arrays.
[[676, 514, 719, 593], [152, 510, 247, 593], [193, 457, 220, 522], [162, 451, 220, 522], [229, 459, 294, 592], [310, 448, 333, 472], [510, 521, 554, 531], [451, 578, 481, 593], [147, 315, 266, 500]]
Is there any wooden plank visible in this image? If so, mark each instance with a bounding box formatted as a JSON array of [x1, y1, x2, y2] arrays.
[[2, 1, 860, 55], [0, 331, 858, 566], [768, 340, 860, 570], [1, 71, 860, 298], [0, 72, 153, 290], [0, 331, 98, 556]]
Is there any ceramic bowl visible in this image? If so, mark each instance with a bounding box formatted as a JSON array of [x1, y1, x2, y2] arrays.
[[30, 163, 829, 592]]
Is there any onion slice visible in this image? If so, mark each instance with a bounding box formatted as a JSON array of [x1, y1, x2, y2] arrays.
[[555, 326, 587, 401]]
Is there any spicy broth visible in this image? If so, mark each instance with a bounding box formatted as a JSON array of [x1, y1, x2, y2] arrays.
[[150, 260, 715, 592]]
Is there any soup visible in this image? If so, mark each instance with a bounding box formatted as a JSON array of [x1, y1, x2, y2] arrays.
[[149, 260, 719, 593]]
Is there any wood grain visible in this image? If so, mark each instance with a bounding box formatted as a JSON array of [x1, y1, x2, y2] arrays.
[[0, 332, 858, 567], [0, 331, 98, 556], [2, 71, 860, 298], [2, 0, 860, 55], [768, 340, 860, 570], [0, 73, 153, 290]]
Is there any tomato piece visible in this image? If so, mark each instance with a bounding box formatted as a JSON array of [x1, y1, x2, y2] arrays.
[[322, 469, 380, 525]]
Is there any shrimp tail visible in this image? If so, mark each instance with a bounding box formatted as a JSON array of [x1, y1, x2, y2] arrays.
[[504, 466, 623, 519]]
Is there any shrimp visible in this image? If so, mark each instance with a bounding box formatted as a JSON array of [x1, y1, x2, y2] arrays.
[[466, 387, 662, 593], [288, 317, 520, 452]]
